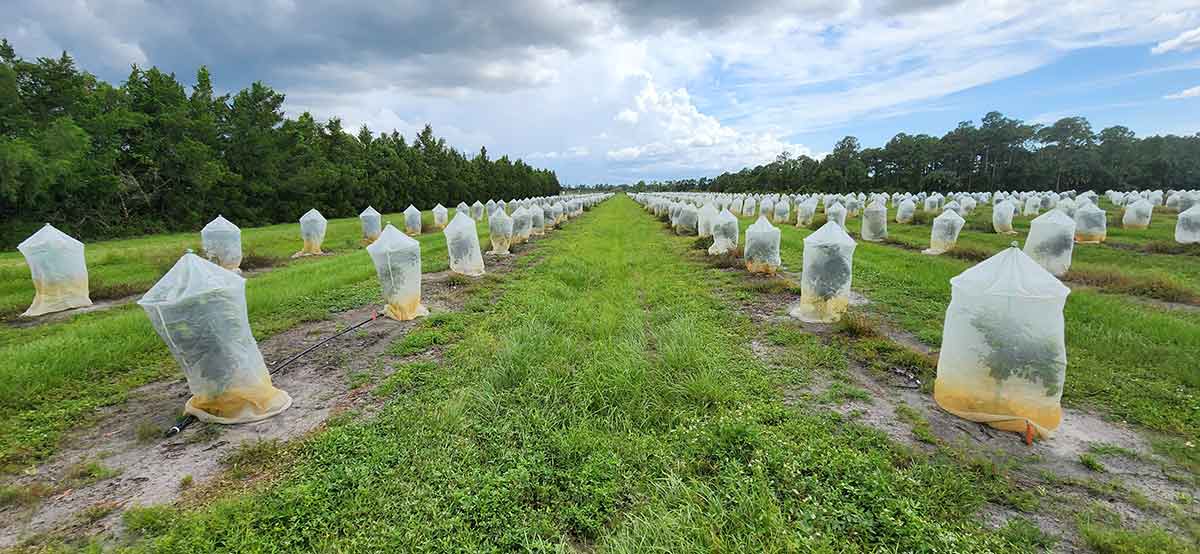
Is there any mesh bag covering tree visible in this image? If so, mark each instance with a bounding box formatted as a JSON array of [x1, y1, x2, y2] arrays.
[[791, 221, 856, 323], [530, 205, 546, 236], [404, 205, 423, 235], [698, 203, 718, 238], [934, 246, 1070, 440], [923, 209, 965, 255], [471, 201, 485, 221], [742, 196, 758, 217], [709, 208, 740, 256], [456, 202, 470, 217], [498, 200, 508, 215], [1122, 199, 1152, 229], [294, 209, 327, 257], [360, 206, 382, 244], [512, 206, 532, 245], [485, 199, 497, 218], [1023, 209, 1075, 277], [367, 224, 429, 321], [992, 201, 1017, 234], [201, 216, 243, 273], [1177, 204, 1200, 244], [489, 209, 514, 255], [744, 215, 782, 274], [896, 198, 916, 223], [861, 200, 887, 242], [432, 204, 449, 229], [826, 202, 848, 229], [444, 212, 485, 276], [796, 200, 817, 227], [1073, 202, 1107, 243], [760, 198, 776, 222], [773, 199, 791, 224], [1023, 196, 1041, 217], [18, 224, 92, 317], [675, 205, 699, 236], [138, 252, 292, 424]]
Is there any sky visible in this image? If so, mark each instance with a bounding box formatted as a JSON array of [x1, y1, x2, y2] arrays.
[[3, 1, 1200, 186]]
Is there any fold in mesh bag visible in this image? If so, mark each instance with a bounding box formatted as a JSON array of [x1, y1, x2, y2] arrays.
[[743, 215, 781, 274], [934, 246, 1070, 440], [360, 206, 382, 244], [293, 209, 327, 257], [792, 221, 856, 323], [19, 224, 92, 317], [202, 215, 243, 272], [368, 224, 429, 321], [139, 252, 291, 424], [445, 212, 485, 276]]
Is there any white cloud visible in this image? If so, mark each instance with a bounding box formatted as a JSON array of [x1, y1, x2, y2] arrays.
[[1152, 26, 1200, 54], [1165, 85, 1200, 100], [616, 109, 639, 124]]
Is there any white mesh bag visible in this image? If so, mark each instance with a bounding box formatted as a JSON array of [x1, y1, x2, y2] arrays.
[[861, 200, 887, 242], [433, 204, 449, 229], [791, 221, 856, 323], [742, 197, 758, 217], [992, 201, 1017, 235], [675, 205, 699, 236], [744, 215, 781, 274], [489, 209, 514, 254], [201, 215, 243, 273], [512, 206, 532, 245], [1022, 196, 1040, 217], [709, 208, 740, 256], [404, 205, 423, 235], [18, 224, 92, 317], [444, 212, 485, 276], [923, 209, 965, 255], [360, 206, 382, 243], [1121, 199, 1152, 229], [294, 209, 327, 257], [698, 203, 718, 238], [760, 198, 776, 222], [826, 202, 848, 229], [896, 199, 916, 224], [934, 246, 1069, 440], [773, 199, 791, 224], [1176, 204, 1200, 244], [367, 224, 429, 321], [796, 200, 817, 227], [1024, 209, 1075, 277], [471, 201, 485, 221], [138, 252, 292, 424], [530, 205, 546, 236], [1073, 203, 1107, 243]]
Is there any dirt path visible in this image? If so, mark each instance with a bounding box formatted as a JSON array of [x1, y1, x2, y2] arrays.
[[0, 242, 539, 548]]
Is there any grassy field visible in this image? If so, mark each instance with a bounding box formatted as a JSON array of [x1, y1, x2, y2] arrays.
[[84, 195, 1069, 553], [0, 208, 489, 472], [732, 202, 1200, 446], [2, 195, 1197, 553]]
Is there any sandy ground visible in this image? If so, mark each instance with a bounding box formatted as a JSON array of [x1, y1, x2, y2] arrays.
[[0, 239, 539, 548]]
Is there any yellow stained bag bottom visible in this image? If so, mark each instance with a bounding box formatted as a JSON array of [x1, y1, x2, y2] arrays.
[[934, 380, 1062, 440], [790, 295, 849, 323], [491, 239, 512, 255], [23, 278, 92, 317], [384, 297, 429, 321], [745, 260, 778, 275], [1074, 233, 1106, 244], [292, 239, 324, 257], [186, 377, 292, 424]]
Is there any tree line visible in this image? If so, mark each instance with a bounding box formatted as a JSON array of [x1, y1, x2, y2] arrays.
[[617, 111, 1199, 195], [0, 39, 560, 247]]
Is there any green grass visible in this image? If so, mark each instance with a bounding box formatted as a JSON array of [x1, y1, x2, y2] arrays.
[[734, 206, 1200, 442], [107, 196, 1064, 552], [0, 211, 494, 471]]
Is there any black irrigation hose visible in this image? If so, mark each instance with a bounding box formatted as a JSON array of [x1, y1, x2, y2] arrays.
[[164, 311, 380, 438]]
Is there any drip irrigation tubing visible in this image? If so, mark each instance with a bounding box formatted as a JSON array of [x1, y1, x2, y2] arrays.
[[163, 311, 379, 438]]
